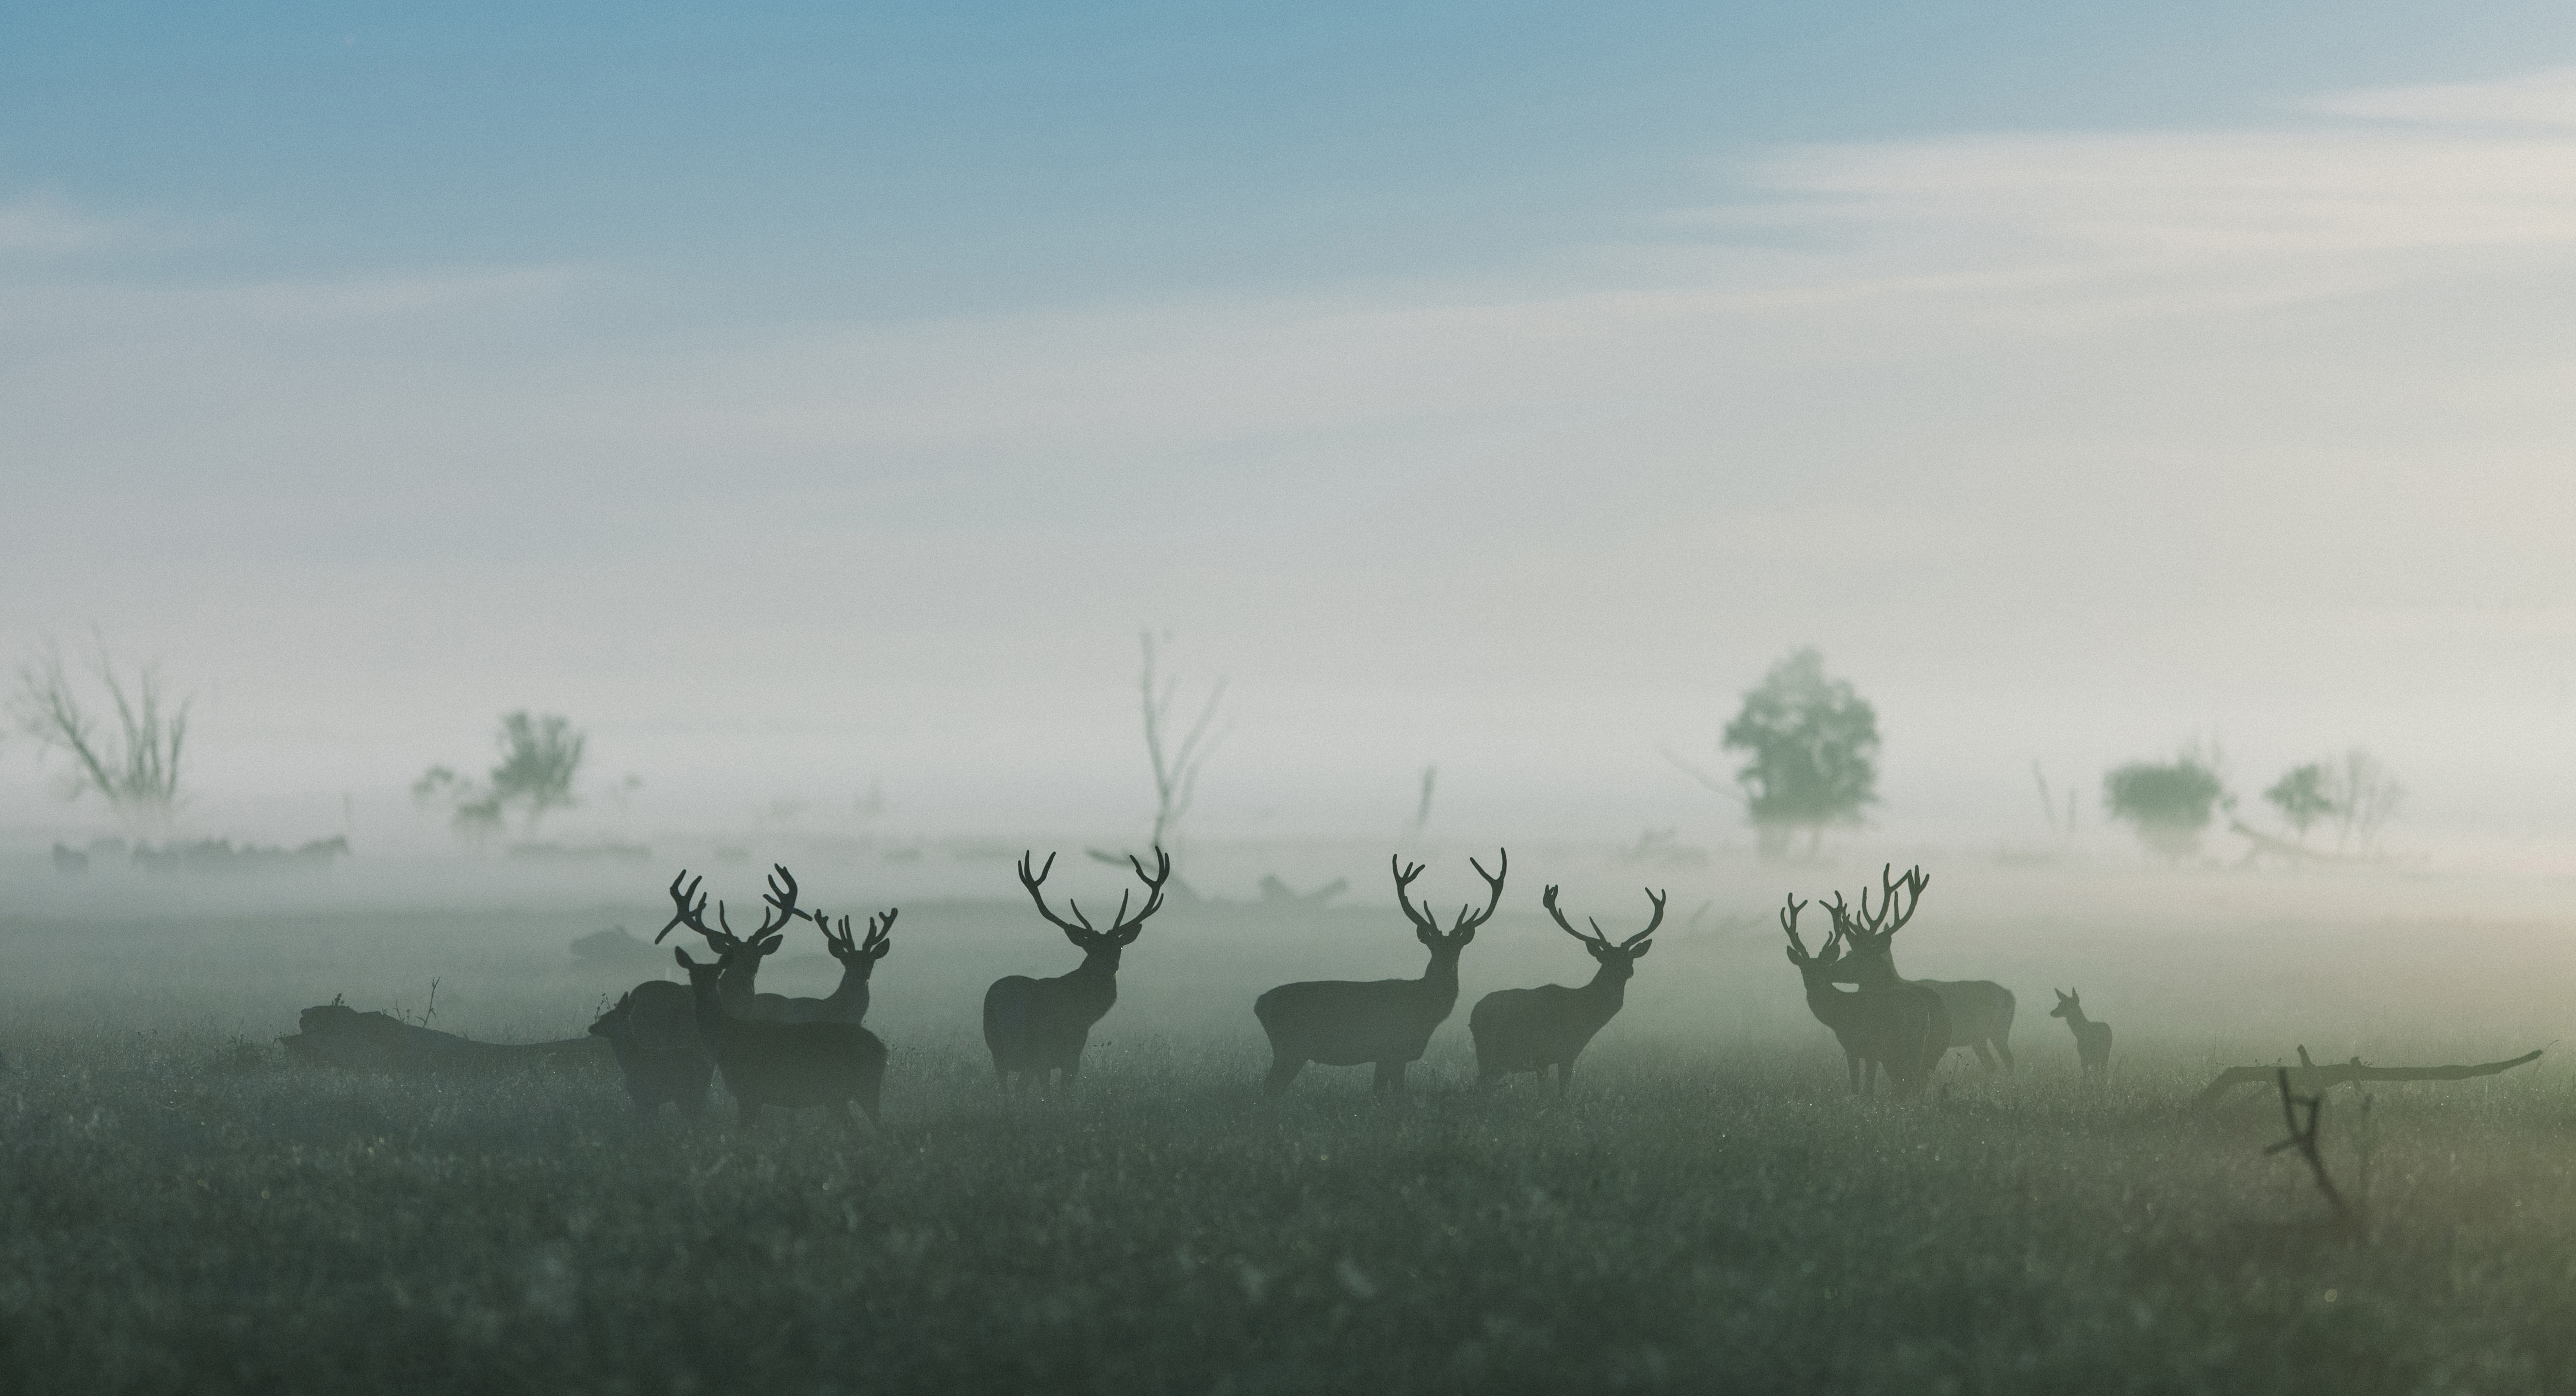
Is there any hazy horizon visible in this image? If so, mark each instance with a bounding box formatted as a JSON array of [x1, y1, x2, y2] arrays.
[[9, 7, 2575, 868]]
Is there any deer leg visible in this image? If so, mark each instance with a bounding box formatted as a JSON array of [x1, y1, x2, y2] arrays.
[[1846, 1052, 1862, 1095], [1972, 1040, 1999, 1073], [1554, 1060, 1573, 1095]]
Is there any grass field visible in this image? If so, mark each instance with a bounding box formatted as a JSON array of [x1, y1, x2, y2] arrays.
[[3, 858, 2573, 1393]]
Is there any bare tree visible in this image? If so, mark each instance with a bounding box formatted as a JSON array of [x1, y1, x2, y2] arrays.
[[9, 636, 191, 832], [1138, 630, 1227, 850], [2327, 748, 2404, 856]]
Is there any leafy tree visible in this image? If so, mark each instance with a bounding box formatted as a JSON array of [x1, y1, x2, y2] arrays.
[[9, 637, 191, 833], [2262, 763, 2334, 842], [415, 711, 586, 838], [1704, 648, 1880, 858], [2103, 746, 2229, 861]]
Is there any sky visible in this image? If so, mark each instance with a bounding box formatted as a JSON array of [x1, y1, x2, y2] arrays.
[[5, 3, 2576, 858]]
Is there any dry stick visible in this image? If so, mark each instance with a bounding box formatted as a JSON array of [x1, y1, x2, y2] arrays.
[[2191, 1047, 2543, 1109], [2266, 1067, 2353, 1230]]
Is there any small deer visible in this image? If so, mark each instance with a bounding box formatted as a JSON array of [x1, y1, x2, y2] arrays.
[[767, 908, 897, 1025], [652, 864, 802, 1020], [1780, 894, 1947, 1099], [983, 847, 1171, 1094], [588, 980, 712, 1118], [1469, 883, 1665, 1093], [674, 936, 887, 1128], [1824, 863, 2017, 1073], [2050, 988, 2112, 1082], [1255, 851, 1506, 1097]]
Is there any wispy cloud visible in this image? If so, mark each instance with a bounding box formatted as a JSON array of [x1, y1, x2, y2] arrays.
[[0, 196, 131, 256], [2306, 65, 2576, 129]]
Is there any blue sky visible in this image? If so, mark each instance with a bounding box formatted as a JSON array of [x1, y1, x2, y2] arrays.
[[6, 5, 2576, 861], [12, 1, 2574, 307]]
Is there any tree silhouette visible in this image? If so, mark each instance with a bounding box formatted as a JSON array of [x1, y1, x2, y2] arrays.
[[1679, 648, 1879, 859], [9, 636, 191, 833], [415, 711, 587, 838], [2262, 763, 2334, 843], [2104, 746, 2228, 861]]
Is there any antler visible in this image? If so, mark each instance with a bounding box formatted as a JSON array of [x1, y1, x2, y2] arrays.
[[816, 907, 897, 963], [1843, 863, 1929, 944], [1541, 885, 1601, 946], [1455, 851, 1508, 934], [1543, 885, 1668, 951], [654, 870, 732, 948], [1020, 847, 1171, 945], [1393, 851, 1508, 938], [1392, 856, 1436, 935], [1779, 893, 1838, 966]]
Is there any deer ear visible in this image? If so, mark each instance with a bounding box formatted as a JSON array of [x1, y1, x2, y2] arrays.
[[1631, 941, 1653, 961], [756, 934, 785, 957], [674, 948, 696, 969]]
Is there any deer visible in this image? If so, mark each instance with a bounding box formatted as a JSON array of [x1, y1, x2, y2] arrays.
[[1468, 883, 1664, 1093], [983, 847, 1171, 1095], [672, 912, 887, 1128], [1822, 863, 2017, 1074], [2050, 989, 2113, 1083], [1254, 851, 1507, 1097], [652, 864, 802, 1020], [1779, 893, 1947, 1100], [588, 981, 712, 1117], [766, 908, 897, 1025]]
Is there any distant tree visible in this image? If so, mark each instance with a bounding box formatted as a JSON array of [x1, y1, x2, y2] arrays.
[[1137, 630, 1226, 850], [2104, 745, 2229, 861], [2326, 748, 2404, 856], [9, 636, 191, 833], [1671, 648, 1879, 859], [415, 711, 586, 838], [2262, 763, 2334, 843]]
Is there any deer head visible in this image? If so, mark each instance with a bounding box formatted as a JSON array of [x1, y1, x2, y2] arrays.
[[1018, 846, 1171, 968], [2049, 988, 2082, 1019], [653, 863, 803, 974], [1542, 883, 1666, 982], [1778, 893, 1845, 984], [672, 936, 777, 999], [1820, 863, 1928, 978], [1393, 850, 1507, 962], [816, 907, 897, 979]]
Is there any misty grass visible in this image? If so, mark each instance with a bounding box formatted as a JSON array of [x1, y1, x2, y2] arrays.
[[4, 1029, 2574, 1395]]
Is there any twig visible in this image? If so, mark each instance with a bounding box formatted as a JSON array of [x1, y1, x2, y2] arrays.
[[2266, 1068, 2354, 1230]]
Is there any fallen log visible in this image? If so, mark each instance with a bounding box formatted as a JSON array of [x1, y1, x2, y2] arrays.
[[2192, 1044, 2542, 1109], [279, 1002, 608, 1074]]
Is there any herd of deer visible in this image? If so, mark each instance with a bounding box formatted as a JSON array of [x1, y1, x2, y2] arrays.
[[587, 852, 2115, 1126]]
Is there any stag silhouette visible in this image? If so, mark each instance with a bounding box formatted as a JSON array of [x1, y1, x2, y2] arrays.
[[588, 981, 711, 1117], [1780, 893, 1946, 1099], [1468, 884, 1664, 1093], [675, 942, 886, 1128], [1824, 863, 2016, 1073], [767, 907, 897, 1025], [983, 847, 1171, 1095], [652, 864, 802, 1020], [1254, 851, 1506, 1096]]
